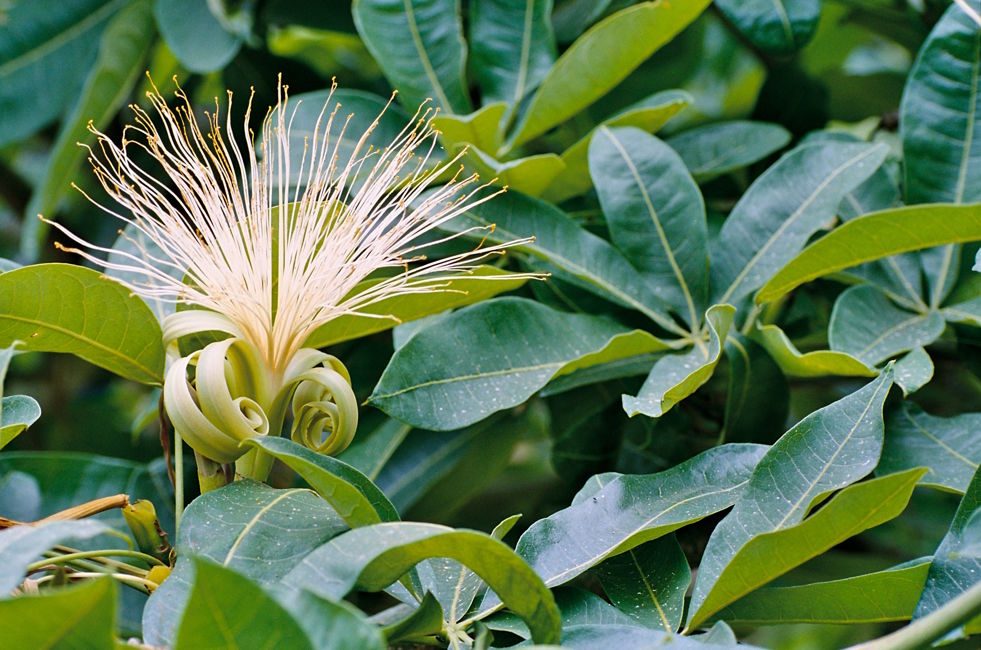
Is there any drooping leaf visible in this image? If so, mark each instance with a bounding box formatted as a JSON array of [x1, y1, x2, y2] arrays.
[[880, 401, 981, 493], [306, 266, 528, 348], [0, 578, 116, 649], [828, 285, 944, 365], [22, 0, 155, 263], [142, 481, 347, 647], [449, 190, 683, 334], [283, 522, 562, 644], [379, 591, 444, 645], [469, 0, 556, 108], [666, 121, 791, 182], [622, 305, 734, 418], [710, 141, 888, 306], [153, 0, 243, 73], [370, 297, 669, 430], [478, 443, 766, 614], [590, 126, 708, 328], [544, 89, 692, 202], [688, 370, 898, 628], [714, 0, 820, 54], [175, 559, 314, 650], [245, 437, 400, 527], [0, 520, 113, 594], [893, 347, 934, 395], [722, 333, 789, 443], [0, 264, 164, 385], [713, 558, 931, 625], [595, 534, 690, 632], [507, 0, 712, 148], [0, 0, 123, 147], [352, 0, 471, 113], [756, 204, 981, 304]]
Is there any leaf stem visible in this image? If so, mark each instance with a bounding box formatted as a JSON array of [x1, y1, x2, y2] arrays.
[[846, 579, 981, 650]]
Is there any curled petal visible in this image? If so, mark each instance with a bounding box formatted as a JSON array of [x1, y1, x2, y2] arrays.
[[289, 358, 358, 456]]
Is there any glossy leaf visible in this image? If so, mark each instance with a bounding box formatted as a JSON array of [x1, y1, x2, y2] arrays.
[[154, 0, 242, 73], [450, 190, 683, 334], [507, 0, 712, 148], [688, 468, 923, 630], [623, 305, 734, 418], [142, 481, 347, 646], [0, 0, 122, 147], [0, 578, 116, 649], [175, 559, 313, 650], [722, 333, 789, 443], [245, 437, 400, 527], [284, 522, 562, 644], [710, 142, 888, 306], [22, 0, 154, 263], [596, 535, 690, 632], [688, 370, 898, 628], [666, 121, 791, 182], [893, 347, 934, 395], [880, 401, 981, 493], [715, 0, 820, 54], [306, 266, 528, 348], [480, 443, 766, 613], [544, 89, 691, 202], [0, 264, 164, 385], [590, 126, 708, 327], [353, 0, 471, 113], [714, 559, 931, 625], [370, 297, 665, 430], [828, 286, 945, 365], [469, 0, 556, 107], [756, 204, 981, 303], [0, 520, 113, 594]]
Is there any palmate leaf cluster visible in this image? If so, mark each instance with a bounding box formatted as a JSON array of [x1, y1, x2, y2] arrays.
[[1, 0, 981, 648]]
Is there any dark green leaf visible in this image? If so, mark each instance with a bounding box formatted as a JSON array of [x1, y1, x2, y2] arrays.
[[893, 347, 934, 395], [353, 0, 471, 112], [666, 121, 791, 182], [711, 142, 888, 306], [336, 417, 411, 481], [153, 0, 242, 73], [274, 589, 387, 650], [722, 333, 789, 443], [590, 126, 708, 327], [715, 0, 820, 54], [381, 591, 443, 644], [0, 578, 116, 650], [0, 264, 164, 385], [175, 559, 313, 650]]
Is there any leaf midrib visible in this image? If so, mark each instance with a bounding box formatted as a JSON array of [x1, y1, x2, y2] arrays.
[[402, 0, 452, 109]]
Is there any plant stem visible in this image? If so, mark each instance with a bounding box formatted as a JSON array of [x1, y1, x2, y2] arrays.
[[175, 429, 184, 529], [30, 549, 163, 573], [846, 579, 981, 650]]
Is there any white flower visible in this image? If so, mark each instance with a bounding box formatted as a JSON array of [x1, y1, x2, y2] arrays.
[[49, 77, 529, 374]]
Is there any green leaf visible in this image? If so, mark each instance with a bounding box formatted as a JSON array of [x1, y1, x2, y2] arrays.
[[596, 535, 691, 632], [432, 103, 508, 153], [880, 401, 981, 493], [829, 286, 945, 365], [381, 591, 443, 644], [0, 395, 41, 449], [942, 296, 981, 325], [722, 333, 789, 443], [352, 0, 471, 113], [22, 0, 154, 263], [175, 559, 313, 650], [369, 297, 665, 430], [0, 520, 113, 593], [153, 0, 242, 73], [711, 142, 888, 306], [713, 559, 931, 625], [283, 522, 562, 644], [688, 369, 899, 628], [0, 0, 124, 147], [142, 481, 347, 647], [714, 0, 820, 54], [756, 204, 981, 304], [0, 264, 164, 385], [543, 89, 691, 203], [507, 0, 712, 148], [481, 443, 766, 613], [460, 146, 566, 197], [590, 126, 708, 328], [622, 304, 734, 418], [337, 417, 412, 481], [274, 589, 386, 650], [469, 0, 556, 108], [0, 578, 116, 650], [244, 437, 400, 527], [893, 347, 934, 396], [305, 266, 528, 348], [666, 120, 791, 182]]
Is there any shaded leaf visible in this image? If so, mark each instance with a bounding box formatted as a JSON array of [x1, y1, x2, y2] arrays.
[[0, 396, 41, 450], [274, 589, 387, 650], [666, 121, 791, 182], [715, 0, 820, 54], [0, 520, 113, 594], [893, 347, 934, 395], [722, 333, 789, 443], [153, 0, 242, 73]]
